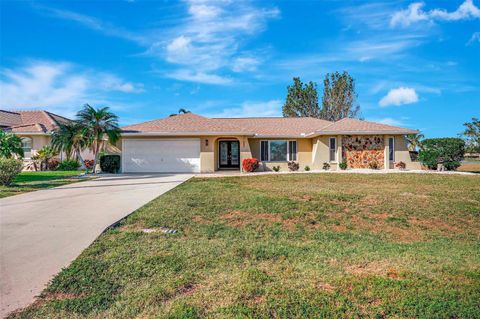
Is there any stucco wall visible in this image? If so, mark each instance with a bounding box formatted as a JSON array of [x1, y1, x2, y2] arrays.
[[17, 135, 50, 159], [249, 138, 312, 172], [392, 135, 421, 169]]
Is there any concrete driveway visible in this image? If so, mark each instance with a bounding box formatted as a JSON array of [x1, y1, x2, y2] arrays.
[[0, 173, 192, 317]]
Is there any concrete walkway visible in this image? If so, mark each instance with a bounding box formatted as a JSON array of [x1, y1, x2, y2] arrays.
[[0, 174, 192, 317]]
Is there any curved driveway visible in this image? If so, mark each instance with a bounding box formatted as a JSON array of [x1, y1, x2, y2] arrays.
[[0, 174, 192, 318]]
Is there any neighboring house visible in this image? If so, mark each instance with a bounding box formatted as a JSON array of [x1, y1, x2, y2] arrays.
[[0, 110, 70, 159], [0, 110, 93, 163], [120, 113, 420, 173]]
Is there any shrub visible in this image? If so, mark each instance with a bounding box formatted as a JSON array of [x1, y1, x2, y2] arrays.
[[57, 160, 80, 171], [272, 165, 280, 172], [0, 157, 23, 186], [84, 159, 94, 169], [418, 138, 465, 171], [368, 161, 379, 169], [100, 155, 121, 173], [395, 161, 406, 170], [242, 158, 259, 172], [322, 162, 330, 170], [339, 161, 347, 170], [287, 161, 299, 171], [48, 158, 60, 170], [304, 165, 310, 171]]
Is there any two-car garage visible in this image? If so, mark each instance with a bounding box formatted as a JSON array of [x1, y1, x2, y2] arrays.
[[122, 138, 201, 173]]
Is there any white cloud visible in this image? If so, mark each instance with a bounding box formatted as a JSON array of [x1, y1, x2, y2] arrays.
[[232, 57, 260, 72], [165, 69, 232, 85], [467, 31, 480, 45], [379, 87, 419, 107], [0, 61, 144, 115], [208, 100, 282, 118], [391, 0, 480, 27]]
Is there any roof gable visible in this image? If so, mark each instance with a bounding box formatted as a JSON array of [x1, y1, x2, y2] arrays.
[[0, 110, 72, 134]]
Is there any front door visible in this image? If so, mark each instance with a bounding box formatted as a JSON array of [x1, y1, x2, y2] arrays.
[[219, 141, 240, 169]]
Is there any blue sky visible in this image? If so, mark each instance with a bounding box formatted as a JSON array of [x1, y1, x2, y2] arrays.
[[1, 0, 479, 137]]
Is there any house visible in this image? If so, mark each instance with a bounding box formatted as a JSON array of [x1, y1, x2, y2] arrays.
[[0, 110, 71, 159], [120, 113, 420, 173]]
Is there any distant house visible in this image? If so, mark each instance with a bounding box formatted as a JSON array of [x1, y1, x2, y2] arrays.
[[0, 110, 71, 159]]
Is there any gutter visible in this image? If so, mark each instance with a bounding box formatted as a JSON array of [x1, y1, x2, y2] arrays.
[[121, 131, 256, 137]]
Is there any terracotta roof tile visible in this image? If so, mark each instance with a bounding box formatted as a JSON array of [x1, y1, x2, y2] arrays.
[[122, 113, 416, 136], [0, 110, 71, 134], [315, 118, 418, 135]]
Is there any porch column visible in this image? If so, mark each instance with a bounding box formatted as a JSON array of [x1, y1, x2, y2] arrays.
[[337, 135, 342, 170], [384, 135, 390, 170], [239, 136, 252, 172]]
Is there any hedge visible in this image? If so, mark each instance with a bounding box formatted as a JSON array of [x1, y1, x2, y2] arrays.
[[418, 138, 465, 170]]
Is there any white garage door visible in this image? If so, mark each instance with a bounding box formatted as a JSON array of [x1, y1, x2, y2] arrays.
[[122, 139, 201, 173]]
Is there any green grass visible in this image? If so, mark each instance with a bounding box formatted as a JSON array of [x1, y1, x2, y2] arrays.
[[0, 171, 84, 198], [10, 174, 480, 318]]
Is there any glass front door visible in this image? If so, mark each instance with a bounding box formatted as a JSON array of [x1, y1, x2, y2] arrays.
[[219, 141, 240, 169]]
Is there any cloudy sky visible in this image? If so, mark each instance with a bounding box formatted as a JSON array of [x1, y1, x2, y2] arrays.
[[1, 0, 479, 137]]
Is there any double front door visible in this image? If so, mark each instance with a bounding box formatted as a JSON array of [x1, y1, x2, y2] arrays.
[[219, 141, 240, 169]]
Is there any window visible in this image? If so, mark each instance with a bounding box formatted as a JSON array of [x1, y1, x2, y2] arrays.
[[21, 138, 32, 154], [260, 140, 297, 162], [329, 137, 337, 162], [389, 137, 395, 162]]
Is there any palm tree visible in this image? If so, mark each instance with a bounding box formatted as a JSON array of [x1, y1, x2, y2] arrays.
[[405, 133, 425, 152], [170, 108, 191, 117], [31, 145, 58, 171], [76, 104, 120, 174], [51, 122, 89, 168], [0, 131, 24, 158]]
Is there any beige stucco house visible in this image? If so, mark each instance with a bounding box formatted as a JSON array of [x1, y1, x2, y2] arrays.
[[120, 113, 420, 173], [0, 110, 71, 159]]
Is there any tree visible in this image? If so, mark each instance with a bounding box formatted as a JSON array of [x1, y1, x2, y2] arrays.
[[76, 104, 120, 174], [405, 133, 425, 152], [170, 108, 191, 117], [282, 77, 320, 118], [320, 71, 361, 121], [51, 121, 89, 167], [462, 117, 480, 153], [31, 145, 58, 171], [0, 131, 24, 158]]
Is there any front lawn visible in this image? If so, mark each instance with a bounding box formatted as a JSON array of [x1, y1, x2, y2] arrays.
[[0, 171, 84, 198], [11, 174, 480, 318]]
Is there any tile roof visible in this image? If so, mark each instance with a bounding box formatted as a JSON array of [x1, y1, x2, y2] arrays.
[[122, 113, 417, 136], [0, 110, 71, 134], [314, 118, 418, 135]]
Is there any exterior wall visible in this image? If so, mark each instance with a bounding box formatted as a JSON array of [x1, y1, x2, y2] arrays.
[[17, 134, 50, 159], [342, 135, 385, 169], [392, 135, 422, 170], [249, 138, 312, 172], [312, 136, 332, 170]]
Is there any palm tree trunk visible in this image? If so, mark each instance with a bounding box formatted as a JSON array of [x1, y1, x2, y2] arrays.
[[77, 149, 86, 170], [92, 141, 101, 174]]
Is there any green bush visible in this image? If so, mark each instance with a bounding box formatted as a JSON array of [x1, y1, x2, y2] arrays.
[[304, 165, 310, 171], [100, 155, 121, 173], [339, 161, 347, 170], [57, 160, 80, 171], [418, 138, 465, 170], [0, 157, 23, 186], [272, 165, 280, 172]]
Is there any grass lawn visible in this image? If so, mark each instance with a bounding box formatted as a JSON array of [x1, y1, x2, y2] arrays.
[[459, 159, 480, 173], [10, 174, 480, 318], [0, 171, 85, 198]]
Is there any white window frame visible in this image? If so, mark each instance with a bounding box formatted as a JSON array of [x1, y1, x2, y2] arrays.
[[21, 137, 33, 158], [260, 140, 297, 162], [329, 137, 337, 163], [388, 137, 395, 162]]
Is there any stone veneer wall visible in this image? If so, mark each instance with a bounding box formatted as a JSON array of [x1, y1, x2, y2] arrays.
[[342, 135, 384, 169]]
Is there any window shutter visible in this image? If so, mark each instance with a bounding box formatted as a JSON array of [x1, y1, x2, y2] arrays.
[[289, 141, 297, 161], [261, 141, 269, 161]]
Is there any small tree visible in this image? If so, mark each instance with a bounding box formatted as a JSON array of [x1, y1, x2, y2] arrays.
[[405, 133, 425, 152], [320, 71, 361, 121], [282, 77, 320, 118], [77, 104, 120, 174], [418, 138, 465, 170], [0, 157, 23, 186], [0, 131, 24, 158], [31, 146, 58, 171], [462, 117, 480, 153], [51, 122, 89, 169]]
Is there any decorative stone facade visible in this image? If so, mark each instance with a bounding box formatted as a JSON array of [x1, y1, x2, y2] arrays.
[[342, 135, 384, 169]]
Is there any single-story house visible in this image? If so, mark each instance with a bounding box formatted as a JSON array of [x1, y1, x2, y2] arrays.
[[120, 113, 420, 173], [0, 110, 92, 162]]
